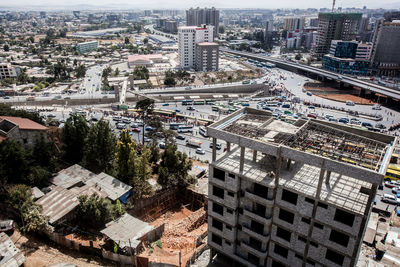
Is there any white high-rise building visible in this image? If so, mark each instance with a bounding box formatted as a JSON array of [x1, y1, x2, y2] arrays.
[[178, 25, 215, 70]]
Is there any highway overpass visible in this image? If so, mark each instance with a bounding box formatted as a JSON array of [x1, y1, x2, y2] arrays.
[[221, 48, 400, 100]]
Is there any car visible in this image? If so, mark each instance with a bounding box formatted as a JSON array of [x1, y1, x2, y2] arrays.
[[3, 96, 10, 99], [338, 118, 349, 124], [162, 103, 169, 106], [0, 220, 14, 234], [185, 86, 192, 90], [392, 186, 400, 194], [329, 118, 338, 122], [116, 123, 126, 130], [361, 122, 373, 128], [196, 148, 206, 155], [308, 106, 315, 109], [131, 123, 139, 128], [306, 92, 313, 96], [297, 82, 301, 86], [375, 123, 386, 129], [47, 114, 56, 118], [307, 113, 317, 119], [350, 118, 361, 125], [381, 194, 400, 205], [159, 142, 166, 149], [132, 127, 141, 132], [113, 116, 122, 122], [385, 181, 400, 188], [325, 114, 333, 120], [175, 109, 181, 112], [187, 106, 195, 111], [176, 135, 185, 140], [346, 101, 355, 106], [144, 137, 151, 142], [145, 126, 154, 131], [282, 104, 291, 108], [135, 121, 144, 127], [372, 104, 382, 110], [209, 143, 222, 150], [122, 118, 131, 124]]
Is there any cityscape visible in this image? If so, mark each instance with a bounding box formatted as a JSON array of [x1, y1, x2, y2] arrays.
[[1, 1, 400, 267]]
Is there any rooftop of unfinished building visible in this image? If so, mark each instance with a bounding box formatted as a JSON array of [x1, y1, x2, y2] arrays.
[[208, 107, 396, 175]]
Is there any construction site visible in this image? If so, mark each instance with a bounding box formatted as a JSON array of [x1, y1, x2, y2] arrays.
[[130, 187, 208, 266], [205, 107, 396, 267]]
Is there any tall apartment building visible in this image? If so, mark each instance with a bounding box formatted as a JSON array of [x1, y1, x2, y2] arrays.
[[186, 7, 219, 37], [178, 25, 216, 70], [312, 13, 362, 57], [265, 20, 274, 32], [206, 108, 395, 267], [0, 63, 19, 80], [195, 42, 219, 72], [76, 41, 98, 54], [371, 19, 400, 77], [283, 17, 305, 31]]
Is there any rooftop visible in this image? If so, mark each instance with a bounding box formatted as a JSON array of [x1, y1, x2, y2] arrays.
[[0, 232, 25, 267], [100, 213, 154, 250], [0, 116, 47, 131], [86, 172, 132, 202], [51, 164, 96, 189], [208, 108, 395, 177]]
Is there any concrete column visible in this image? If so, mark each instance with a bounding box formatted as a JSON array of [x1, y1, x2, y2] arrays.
[[326, 170, 331, 184], [212, 138, 217, 162], [286, 158, 291, 169], [253, 150, 257, 162], [239, 146, 245, 173], [227, 142, 231, 152]]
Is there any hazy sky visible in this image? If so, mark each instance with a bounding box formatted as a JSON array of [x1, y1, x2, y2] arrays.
[[0, 0, 399, 9]]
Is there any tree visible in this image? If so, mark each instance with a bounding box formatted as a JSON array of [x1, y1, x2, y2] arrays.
[[164, 76, 176, 87], [0, 140, 28, 184], [61, 114, 90, 164], [3, 44, 9, 52], [133, 66, 149, 80], [158, 144, 193, 188], [136, 98, 154, 144], [75, 194, 122, 230], [75, 64, 86, 78], [7, 185, 51, 234], [131, 147, 153, 198], [115, 130, 136, 183], [102, 66, 112, 79], [124, 36, 130, 44], [143, 38, 148, 44], [28, 36, 34, 43], [114, 67, 120, 77], [295, 53, 302, 61], [83, 119, 116, 173]]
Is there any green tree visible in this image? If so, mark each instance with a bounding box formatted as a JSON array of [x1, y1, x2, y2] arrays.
[[124, 36, 130, 44], [114, 67, 120, 77], [7, 185, 51, 234], [158, 144, 193, 188], [75, 64, 86, 78], [75, 194, 122, 230], [61, 114, 90, 164], [3, 44, 9, 51], [133, 66, 149, 80], [0, 140, 28, 184], [143, 38, 148, 44], [295, 53, 302, 60], [131, 147, 153, 198], [136, 98, 154, 144], [83, 119, 116, 173], [115, 130, 136, 183], [102, 66, 112, 79], [164, 76, 176, 87]]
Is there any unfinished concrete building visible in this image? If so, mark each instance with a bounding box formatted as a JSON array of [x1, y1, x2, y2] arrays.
[[206, 108, 396, 267]]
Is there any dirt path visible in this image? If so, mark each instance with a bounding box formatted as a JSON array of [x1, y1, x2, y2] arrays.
[[11, 231, 112, 267]]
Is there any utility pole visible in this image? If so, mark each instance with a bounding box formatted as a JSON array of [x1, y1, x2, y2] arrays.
[[332, 0, 336, 12]]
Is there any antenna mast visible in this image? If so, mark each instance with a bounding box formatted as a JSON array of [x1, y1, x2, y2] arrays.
[[332, 0, 336, 12]]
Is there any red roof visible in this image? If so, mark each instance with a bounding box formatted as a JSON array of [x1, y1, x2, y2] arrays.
[[0, 116, 48, 131], [0, 135, 7, 142]]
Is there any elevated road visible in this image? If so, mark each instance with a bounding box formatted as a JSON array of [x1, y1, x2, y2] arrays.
[[221, 48, 400, 100]]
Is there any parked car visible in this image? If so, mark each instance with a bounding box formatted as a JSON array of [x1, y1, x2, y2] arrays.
[[306, 91, 313, 96], [338, 118, 349, 124], [162, 103, 169, 106], [361, 122, 373, 128], [372, 104, 382, 110], [122, 118, 131, 124], [307, 113, 317, 119], [375, 123, 386, 129], [132, 127, 141, 132], [209, 143, 222, 150], [385, 181, 400, 188], [145, 126, 154, 131], [116, 123, 126, 130], [159, 142, 166, 149], [381, 194, 400, 205], [196, 148, 206, 155], [176, 135, 185, 140], [0, 220, 14, 234], [187, 106, 195, 111]]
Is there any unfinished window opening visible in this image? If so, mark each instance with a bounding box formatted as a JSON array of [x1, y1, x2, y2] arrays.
[[329, 230, 350, 247], [247, 252, 260, 266], [212, 202, 223, 215], [281, 189, 298, 205], [213, 167, 225, 181], [276, 227, 291, 242], [272, 260, 286, 267], [249, 237, 262, 250], [212, 218, 223, 231], [314, 222, 324, 230], [305, 197, 315, 204], [274, 243, 289, 258], [227, 191, 234, 197], [228, 173, 235, 179], [298, 236, 307, 243], [212, 185, 224, 199], [301, 217, 311, 224], [250, 220, 264, 235], [334, 209, 355, 227], [254, 203, 266, 217], [326, 249, 345, 266], [317, 202, 328, 209], [211, 233, 222, 246], [279, 208, 295, 224], [253, 183, 269, 198]]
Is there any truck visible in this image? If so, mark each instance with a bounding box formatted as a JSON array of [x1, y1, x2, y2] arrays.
[[26, 96, 36, 101], [186, 138, 202, 148]]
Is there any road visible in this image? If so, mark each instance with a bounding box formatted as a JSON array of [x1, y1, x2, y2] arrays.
[[222, 48, 400, 100], [144, 24, 178, 41]]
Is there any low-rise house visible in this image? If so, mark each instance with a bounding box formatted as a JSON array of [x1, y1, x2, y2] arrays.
[[128, 54, 168, 68], [0, 116, 48, 147], [51, 164, 96, 189], [0, 232, 25, 267], [86, 172, 132, 203]]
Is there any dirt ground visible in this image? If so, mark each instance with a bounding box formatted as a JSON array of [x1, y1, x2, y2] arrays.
[[315, 93, 376, 105], [10, 231, 112, 267], [140, 206, 207, 266]]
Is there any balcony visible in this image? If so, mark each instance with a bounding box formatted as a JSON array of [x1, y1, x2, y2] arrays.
[[240, 241, 267, 259], [245, 190, 274, 207], [243, 207, 272, 226], [242, 224, 270, 242]]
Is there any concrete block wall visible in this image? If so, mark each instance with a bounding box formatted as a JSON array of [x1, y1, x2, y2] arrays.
[[307, 244, 351, 267], [207, 216, 236, 242], [275, 188, 314, 218], [270, 224, 306, 255], [314, 205, 362, 236], [311, 225, 356, 256], [207, 200, 237, 226], [273, 206, 310, 236], [208, 227, 235, 255], [208, 182, 238, 210], [209, 165, 240, 192], [268, 241, 299, 266]]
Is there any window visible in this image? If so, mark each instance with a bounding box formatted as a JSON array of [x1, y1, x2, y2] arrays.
[[211, 233, 222, 246], [274, 244, 288, 258], [325, 249, 345, 266], [301, 217, 311, 224], [248, 253, 260, 266], [226, 208, 233, 214], [305, 197, 315, 204], [253, 183, 268, 198], [334, 209, 355, 227], [213, 185, 224, 199], [212, 218, 223, 231], [226, 225, 232, 230], [310, 241, 318, 248], [228, 173, 235, 178], [317, 202, 328, 209], [314, 222, 324, 229], [279, 209, 295, 224], [213, 167, 225, 181], [250, 220, 264, 235], [295, 254, 303, 260], [272, 260, 286, 267], [329, 230, 350, 247], [306, 259, 315, 266], [225, 240, 231, 246], [281, 189, 298, 205], [212, 202, 223, 215], [238, 207, 243, 214], [298, 236, 307, 243], [254, 203, 266, 217], [249, 237, 262, 250], [227, 191, 234, 197], [276, 227, 291, 242]]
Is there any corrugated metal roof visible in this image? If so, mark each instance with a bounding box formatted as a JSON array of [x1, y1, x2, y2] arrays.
[[51, 164, 96, 189], [0, 232, 25, 267], [86, 172, 132, 201], [100, 213, 153, 249]]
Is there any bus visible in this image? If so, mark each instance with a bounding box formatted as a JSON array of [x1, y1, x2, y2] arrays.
[[385, 168, 400, 181], [194, 100, 205, 105], [199, 126, 208, 137], [178, 125, 194, 133], [205, 99, 216, 105], [212, 106, 220, 112], [182, 99, 193, 105], [169, 123, 185, 130]]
